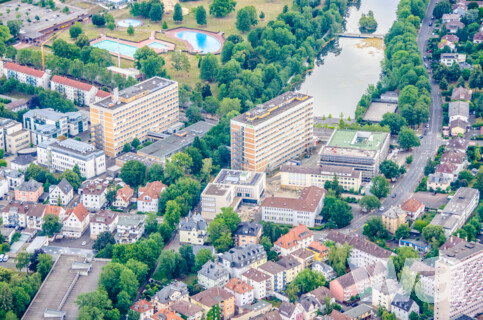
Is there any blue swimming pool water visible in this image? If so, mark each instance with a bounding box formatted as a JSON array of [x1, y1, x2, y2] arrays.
[[117, 19, 143, 27], [175, 31, 221, 53], [92, 40, 168, 58]]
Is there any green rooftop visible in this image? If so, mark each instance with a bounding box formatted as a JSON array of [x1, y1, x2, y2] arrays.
[[327, 130, 389, 151]]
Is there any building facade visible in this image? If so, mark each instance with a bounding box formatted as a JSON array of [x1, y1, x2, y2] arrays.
[[274, 224, 314, 256], [49, 178, 73, 206], [137, 181, 167, 213], [0, 118, 30, 155], [1, 61, 50, 89], [15, 179, 43, 202], [79, 179, 108, 209], [115, 214, 146, 244], [89, 210, 119, 239], [50, 75, 98, 106], [218, 244, 267, 278]]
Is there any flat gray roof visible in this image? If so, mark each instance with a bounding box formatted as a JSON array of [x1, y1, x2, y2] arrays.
[[362, 102, 397, 122]]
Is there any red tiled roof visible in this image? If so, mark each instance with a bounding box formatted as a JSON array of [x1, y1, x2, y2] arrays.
[[96, 90, 111, 98], [225, 278, 254, 294], [117, 185, 134, 203], [138, 181, 167, 202], [401, 198, 424, 213], [275, 224, 313, 249], [131, 299, 154, 313], [151, 309, 182, 320], [65, 202, 89, 222], [45, 205, 64, 217], [308, 241, 328, 254], [262, 186, 325, 212], [51, 75, 93, 92], [4, 62, 45, 78]]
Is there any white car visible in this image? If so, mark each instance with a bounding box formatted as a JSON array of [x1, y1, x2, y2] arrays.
[[81, 241, 87, 246], [3, 255, 8, 262]]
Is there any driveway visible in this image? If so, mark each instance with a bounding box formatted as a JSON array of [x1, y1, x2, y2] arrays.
[[50, 229, 95, 249]]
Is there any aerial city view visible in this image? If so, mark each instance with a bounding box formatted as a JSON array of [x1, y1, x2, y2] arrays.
[[0, 0, 482, 318]]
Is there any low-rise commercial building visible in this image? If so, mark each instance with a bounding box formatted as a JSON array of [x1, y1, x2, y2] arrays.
[[115, 214, 146, 244], [1, 61, 50, 89], [274, 224, 314, 256], [198, 261, 230, 289], [49, 178, 74, 206], [90, 210, 119, 239]]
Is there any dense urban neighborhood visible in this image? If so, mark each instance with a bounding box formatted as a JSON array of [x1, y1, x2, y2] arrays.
[[0, 0, 481, 319]]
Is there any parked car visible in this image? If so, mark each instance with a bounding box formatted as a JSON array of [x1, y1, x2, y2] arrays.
[[3, 255, 8, 262], [0, 254, 4, 262]]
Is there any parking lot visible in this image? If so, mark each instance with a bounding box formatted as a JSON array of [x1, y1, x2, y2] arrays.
[[49, 229, 95, 249]]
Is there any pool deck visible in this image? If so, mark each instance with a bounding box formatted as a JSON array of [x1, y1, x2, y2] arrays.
[[90, 34, 176, 60], [163, 27, 225, 54]]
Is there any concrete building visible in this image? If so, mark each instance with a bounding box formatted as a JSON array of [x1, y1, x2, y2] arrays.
[[233, 222, 262, 246], [26, 204, 46, 230], [274, 224, 314, 256], [90, 77, 179, 157], [0, 118, 30, 155], [190, 287, 235, 320], [0, 168, 24, 189], [430, 187, 479, 236], [277, 255, 302, 284], [137, 181, 167, 213], [224, 278, 255, 307], [37, 139, 106, 179], [179, 212, 208, 245], [329, 267, 371, 302], [391, 294, 419, 320], [1, 61, 50, 89], [231, 92, 314, 172], [241, 268, 271, 300], [50, 75, 98, 106], [49, 178, 73, 206], [434, 240, 483, 319], [115, 214, 146, 243], [64, 111, 89, 137], [280, 164, 362, 192], [152, 281, 189, 309], [380, 91, 399, 103], [218, 244, 267, 278], [382, 206, 408, 234], [372, 280, 402, 310], [15, 179, 43, 202], [198, 261, 230, 289], [409, 261, 435, 299], [319, 130, 390, 181], [257, 261, 286, 292], [291, 248, 314, 269], [79, 180, 108, 209], [112, 185, 134, 208], [400, 198, 425, 220], [278, 301, 304, 320], [201, 170, 265, 220], [261, 186, 325, 227], [62, 202, 90, 238], [137, 121, 215, 164], [89, 210, 119, 239], [2, 201, 34, 228]]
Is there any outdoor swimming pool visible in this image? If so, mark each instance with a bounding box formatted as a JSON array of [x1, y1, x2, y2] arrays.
[[92, 40, 169, 58], [116, 19, 143, 28], [175, 31, 221, 53]]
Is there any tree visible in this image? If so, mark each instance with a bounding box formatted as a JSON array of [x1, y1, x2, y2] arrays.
[[474, 168, 483, 194], [380, 113, 407, 135], [75, 34, 90, 49], [424, 158, 436, 176], [359, 195, 381, 212], [196, 6, 207, 25], [92, 13, 106, 26], [76, 289, 120, 320], [140, 55, 166, 78], [391, 246, 419, 278], [259, 11, 265, 19], [200, 53, 219, 82], [363, 217, 389, 241], [413, 220, 428, 233], [321, 196, 353, 228], [127, 25, 135, 36], [262, 222, 284, 243], [61, 169, 82, 190], [395, 224, 411, 240], [359, 10, 377, 33], [406, 155, 413, 165], [433, 0, 451, 19], [286, 269, 325, 302], [209, 0, 236, 17], [69, 22, 83, 39], [380, 160, 401, 180], [131, 138, 141, 149], [123, 143, 131, 153], [93, 231, 116, 251], [159, 250, 185, 280], [236, 6, 256, 32], [260, 236, 272, 252], [149, 3, 164, 21], [217, 97, 241, 116], [42, 214, 62, 236], [0, 25, 11, 43], [398, 127, 420, 150], [180, 245, 196, 272], [195, 248, 214, 271], [439, 77, 448, 90], [173, 3, 183, 22], [15, 252, 31, 272], [162, 21, 168, 29], [36, 254, 53, 280], [120, 160, 147, 188], [327, 243, 351, 276], [422, 225, 446, 249], [171, 51, 191, 73], [148, 163, 164, 182], [7, 20, 21, 38], [107, 22, 116, 31], [370, 175, 390, 199], [164, 200, 182, 227]]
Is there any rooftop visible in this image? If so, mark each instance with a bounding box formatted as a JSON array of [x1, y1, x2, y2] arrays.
[[362, 102, 397, 122], [224, 278, 254, 294], [275, 224, 313, 249], [91, 210, 118, 225], [343, 304, 374, 319], [199, 261, 229, 280], [241, 268, 271, 282], [12, 155, 36, 166], [4, 61, 45, 78], [191, 287, 234, 308], [118, 214, 146, 226], [401, 198, 424, 212], [326, 230, 393, 259], [280, 164, 361, 178], [17, 179, 42, 192], [262, 186, 325, 212], [327, 130, 389, 151], [5, 98, 28, 111], [231, 92, 312, 126], [214, 169, 265, 186], [154, 281, 188, 304], [439, 239, 482, 262], [449, 101, 469, 119], [51, 75, 93, 92], [442, 187, 479, 216], [233, 222, 262, 237], [170, 300, 203, 317], [203, 183, 232, 196], [39, 139, 102, 157], [24, 108, 67, 122], [257, 261, 286, 275]]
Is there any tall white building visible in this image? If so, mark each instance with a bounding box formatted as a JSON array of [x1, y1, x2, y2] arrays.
[[37, 139, 106, 179], [0, 118, 30, 155]]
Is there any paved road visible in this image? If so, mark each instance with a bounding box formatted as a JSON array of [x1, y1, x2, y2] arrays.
[[342, 0, 443, 235]]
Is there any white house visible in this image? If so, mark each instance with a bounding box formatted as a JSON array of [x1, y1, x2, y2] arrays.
[[440, 53, 466, 67], [1, 201, 34, 228], [130, 300, 155, 320], [11, 155, 36, 173], [137, 181, 167, 213], [50, 75, 98, 106], [1, 61, 50, 89], [115, 214, 146, 244], [198, 261, 230, 289], [241, 268, 271, 300], [0, 168, 24, 189], [224, 278, 255, 307], [26, 204, 46, 230], [49, 178, 74, 206], [62, 202, 90, 238], [80, 180, 108, 210], [391, 294, 419, 320], [112, 185, 134, 208], [90, 210, 119, 239]]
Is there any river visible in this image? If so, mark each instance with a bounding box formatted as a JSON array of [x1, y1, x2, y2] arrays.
[[296, 0, 400, 118]]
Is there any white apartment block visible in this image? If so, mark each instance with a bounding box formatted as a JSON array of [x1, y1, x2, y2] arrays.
[[115, 214, 146, 244], [231, 92, 314, 172], [241, 268, 271, 300], [37, 139, 106, 179], [1, 61, 50, 89], [137, 181, 167, 213], [50, 75, 98, 106], [224, 278, 255, 307], [79, 180, 108, 210], [434, 240, 483, 319], [198, 261, 230, 289], [0, 118, 30, 155], [49, 178, 74, 206], [90, 77, 179, 157], [90, 210, 119, 239]]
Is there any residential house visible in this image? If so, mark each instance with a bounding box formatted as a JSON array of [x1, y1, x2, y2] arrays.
[[95, 90, 111, 102], [190, 287, 235, 320], [152, 281, 189, 309], [409, 261, 435, 299], [343, 304, 375, 320], [241, 268, 271, 300], [15, 180, 43, 203], [436, 162, 459, 177], [382, 206, 407, 234], [312, 261, 337, 280], [279, 302, 304, 320], [115, 214, 146, 243], [89, 210, 119, 239], [400, 198, 425, 220], [179, 212, 208, 245], [324, 310, 351, 320], [440, 53, 466, 66], [446, 138, 469, 153], [442, 13, 461, 23], [440, 150, 467, 171], [170, 301, 204, 320], [50, 75, 98, 106], [2, 201, 33, 228], [257, 261, 286, 292], [453, 2, 467, 15], [233, 222, 262, 246], [233, 302, 271, 320], [451, 87, 472, 101], [391, 294, 419, 320], [473, 31, 483, 43], [11, 155, 36, 173], [137, 181, 167, 213], [438, 39, 456, 50], [224, 278, 255, 307], [329, 267, 371, 302], [274, 224, 314, 256], [291, 248, 314, 269], [442, 34, 460, 43], [372, 280, 402, 310], [445, 21, 465, 33], [252, 310, 283, 320], [218, 244, 267, 278], [427, 172, 452, 191], [62, 202, 90, 238], [1, 61, 50, 89], [450, 119, 467, 136], [299, 294, 324, 320], [49, 178, 74, 206], [44, 205, 66, 222], [0, 227, 15, 243], [113, 185, 134, 208], [365, 261, 388, 289], [130, 300, 155, 320], [26, 204, 45, 230], [198, 261, 230, 289], [277, 255, 302, 284], [151, 309, 183, 320], [4, 99, 28, 112], [80, 179, 108, 210], [307, 241, 329, 262]]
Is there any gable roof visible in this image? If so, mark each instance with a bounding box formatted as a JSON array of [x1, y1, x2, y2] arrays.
[[45, 205, 64, 217], [116, 185, 134, 203], [257, 261, 286, 275], [278, 302, 299, 318], [451, 87, 472, 101], [276, 255, 301, 269], [154, 281, 188, 304], [191, 287, 234, 308], [170, 301, 203, 317], [275, 224, 313, 249], [130, 299, 154, 313], [28, 204, 46, 217], [401, 198, 424, 212], [96, 90, 111, 98], [151, 309, 183, 320], [241, 268, 271, 282], [326, 230, 393, 259], [449, 101, 470, 119], [225, 278, 254, 294], [56, 178, 73, 195], [234, 222, 262, 237], [308, 240, 329, 254], [391, 294, 417, 312], [51, 75, 93, 92], [17, 179, 42, 192], [138, 181, 167, 202], [4, 62, 45, 78], [65, 202, 89, 222], [331, 267, 369, 289], [329, 310, 351, 320]]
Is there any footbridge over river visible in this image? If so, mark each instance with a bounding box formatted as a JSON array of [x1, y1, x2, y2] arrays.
[[337, 33, 385, 39]]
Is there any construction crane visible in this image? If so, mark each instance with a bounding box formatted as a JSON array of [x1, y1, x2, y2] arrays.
[[41, 29, 66, 70]]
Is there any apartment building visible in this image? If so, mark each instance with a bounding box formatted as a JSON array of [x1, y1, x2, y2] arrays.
[[430, 187, 479, 236], [434, 240, 483, 319], [218, 244, 267, 278], [230, 92, 314, 172], [170, 301, 204, 320], [277, 255, 302, 284], [241, 268, 271, 300], [280, 164, 362, 192], [37, 139, 106, 179], [49, 178, 73, 206], [79, 179, 108, 209], [319, 130, 390, 181], [261, 186, 325, 227], [400, 198, 425, 220], [224, 278, 255, 307], [382, 206, 408, 234], [4, 99, 29, 112], [64, 111, 89, 136], [179, 212, 208, 245], [0, 118, 30, 155], [90, 77, 179, 157], [307, 241, 329, 262], [233, 222, 262, 246], [329, 267, 371, 302], [2, 201, 34, 228], [372, 280, 402, 310], [391, 295, 420, 320], [201, 169, 266, 220], [1, 61, 50, 89], [257, 261, 286, 293], [112, 185, 134, 208], [115, 214, 146, 244], [11, 155, 36, 172], [62, 202, 90, 238], [0, 168, 24, 189], [50, 75, 97, 106], [198, 261, 230, 289], [130, 300, 154, 320], [25, 204, 46, 230], [137, 181, 167, 213], [191, 287, 235, 320], [89, 210, 119, 239], [409, 261, 435, 299], [274, 224, 314, 256], [15, 179, 43, 202]]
